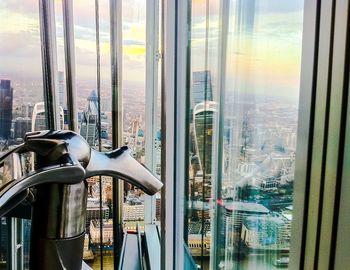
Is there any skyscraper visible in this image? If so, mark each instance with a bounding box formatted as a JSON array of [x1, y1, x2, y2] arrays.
[[31, 102, 64, 132], [0, 80, 13, 140], [58, 71, 65, 109], [193, 101, 217, 176], [14, 117, 32, 139], [191, 71, 215, 176], [31, 102, 46, 131], [235, 0, 256, 33], [80, 90, 99, 146], [192, 71, 213, 107]]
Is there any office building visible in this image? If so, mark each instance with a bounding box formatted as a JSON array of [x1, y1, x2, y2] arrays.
[[0, 80, 13, 140], [86, 198, 110, 232], [31, 102, 64, 131], [193, 101, 217, 176], [90, 220, 113, 245], [58, 71, 65, 109], [80, 90, 99, 146], [13, 117, 31, 139], [123, 204, 144, 221], [192, 71, 213, 107]]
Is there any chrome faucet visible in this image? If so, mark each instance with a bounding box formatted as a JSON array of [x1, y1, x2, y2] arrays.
[[0, 130, 163, 270]]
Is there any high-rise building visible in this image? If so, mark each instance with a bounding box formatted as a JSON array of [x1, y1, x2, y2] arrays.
[[235, 0, 256, 33], [14, 117, 31, 139], [89, 219, 113, 245], [31, 102, 64, 131], [13, 104, 34, 119], [58, 71, 65, 109], [193, 101, 217, 176], [31, 102, 46, 131], [80, 90, 99, 146], [192, 71, 213, 107], [86, 197, 110, 232], [0, 80, 13, 140]]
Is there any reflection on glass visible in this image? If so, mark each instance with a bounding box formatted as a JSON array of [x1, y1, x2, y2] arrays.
[[73, 0, 114, 268], [121, 0, 148, 231], [185, 0, 303, 269]]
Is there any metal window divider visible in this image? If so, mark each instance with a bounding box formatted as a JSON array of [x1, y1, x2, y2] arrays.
[[109, 0, 124, 267], [145, 0, 160, 225], [161, 0, 189, 269]]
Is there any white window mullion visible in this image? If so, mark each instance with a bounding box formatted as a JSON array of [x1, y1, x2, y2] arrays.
[[145, 0, 160, 224]]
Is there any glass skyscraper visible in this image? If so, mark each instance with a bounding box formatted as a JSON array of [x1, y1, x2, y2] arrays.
[[0, 80, 13, 140], [80, 90, 99, 147]]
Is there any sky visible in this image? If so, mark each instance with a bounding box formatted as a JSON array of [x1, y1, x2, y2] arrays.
[[190, 0, 304, 99], [0, 0, 147, 85], [0, 0, 304, 98]]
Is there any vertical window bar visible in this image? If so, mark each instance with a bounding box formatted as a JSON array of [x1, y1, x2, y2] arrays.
[[174, 0, 190, 268], [94, 0, 104, 268], [161, 0, 189, 268], [160, 0, 175, 267], [62, 0, 78, 131], [334, 50, 350, 270], [318, 0, 350, 268], [110, 0, 124, 265], [10, 218, 19, 270], [145, 0, 160, 224], [6, 218, 12, 270], [211, 0, 229, 268], [38, 0, 60, 130], [290, 0, 321, 269]]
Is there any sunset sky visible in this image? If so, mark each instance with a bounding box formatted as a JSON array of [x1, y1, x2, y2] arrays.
[[0, 0, 304, 98]]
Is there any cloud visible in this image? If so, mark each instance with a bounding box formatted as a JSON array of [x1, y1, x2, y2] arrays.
[[0, 0, 39, 15]]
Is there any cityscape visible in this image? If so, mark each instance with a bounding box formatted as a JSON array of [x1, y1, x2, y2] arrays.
[[185, 71, 297, 269], [0, 0, 306, 268], [0, 66, 298, 269], [0, 74, 161, 268]]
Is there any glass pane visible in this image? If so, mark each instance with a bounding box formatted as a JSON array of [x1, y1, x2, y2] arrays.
[[122, 0, 147, 231], [185, 0, 304, 269], [184, 0, 220, 268], [74, 1, 114, 268], [0, 218, 9, 270], [0, 0, 45, 268], [54, 0, 68, 129]]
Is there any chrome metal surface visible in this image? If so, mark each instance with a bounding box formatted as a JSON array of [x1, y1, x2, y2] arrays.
[[0, 130, 162, 218], [32, 182, 87, 239], [86, 147, 163, 195], [26, 130, 91, 167], [0, 129, 163, 269], [25, 130, 163, 195], [0, 162, 85, 217]]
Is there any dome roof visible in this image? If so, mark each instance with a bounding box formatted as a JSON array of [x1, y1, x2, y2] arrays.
[[87, 90, 98, 102]]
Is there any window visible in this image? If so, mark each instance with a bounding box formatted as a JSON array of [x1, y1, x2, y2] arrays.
[[183, 0, 304, 269], [0, 1, 46, 269]]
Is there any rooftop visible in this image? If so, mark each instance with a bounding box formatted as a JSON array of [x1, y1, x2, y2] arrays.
[[224, 201, 269, 214]]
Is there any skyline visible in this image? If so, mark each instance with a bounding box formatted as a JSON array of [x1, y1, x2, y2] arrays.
[[0, 1, 303, 269], [0, 0, 303, 98]]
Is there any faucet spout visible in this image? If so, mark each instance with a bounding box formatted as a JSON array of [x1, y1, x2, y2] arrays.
[[85, 146, 163, 195]]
